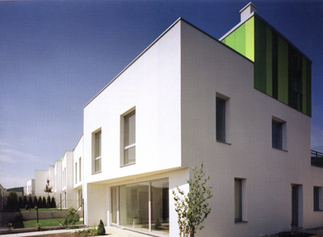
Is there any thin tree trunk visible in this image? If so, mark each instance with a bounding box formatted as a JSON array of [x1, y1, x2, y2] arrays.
[[189, 227, 195, 237]]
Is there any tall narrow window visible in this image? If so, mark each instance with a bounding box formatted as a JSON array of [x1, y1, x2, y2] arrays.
[[79, 157, 82, 181], [93, 130, 101, 173], [124, 110, 136, 165], [216, 97, 226, 142], [75, 162, 77, 184], [314, 187, 322, 211], [272, 119, 285, 150], [234, 178, 243, 222]]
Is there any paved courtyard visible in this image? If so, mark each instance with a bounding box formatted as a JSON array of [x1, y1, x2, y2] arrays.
[[0, 227, 152, 237]]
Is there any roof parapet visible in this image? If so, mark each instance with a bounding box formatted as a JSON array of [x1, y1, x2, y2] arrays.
[[240, 2, 257, 22]]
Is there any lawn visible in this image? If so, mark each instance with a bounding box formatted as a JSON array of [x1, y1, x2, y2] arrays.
[[23, 218, 83, 228]]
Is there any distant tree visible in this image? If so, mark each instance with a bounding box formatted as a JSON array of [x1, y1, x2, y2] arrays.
[[33, 196, 38, 207], [47, 196, 51, 208], [23, 196, 27, 207], [5, 191, 19, 212], [44, 179, 53, 196], [38, 196, 43, 208], [28, 195, 33, 208], [51, 197, 56, 208], [42, 197, 46, 208], [18, 196, 23, 209]]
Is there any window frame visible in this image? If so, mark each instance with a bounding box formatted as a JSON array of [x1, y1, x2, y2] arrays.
[[314, 186, 323, 211], [272, 117, 287, 151], [79, 157, 82, 182], [121, 109, 136, 167], [92, 129, 102, 174], [234, 178, 247, 223], [75, 162, 77, 184], [216, 93, 230, 144]]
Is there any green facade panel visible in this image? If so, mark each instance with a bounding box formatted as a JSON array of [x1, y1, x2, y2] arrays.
[[221, 15, 311, 116], [277, 36, 289, 105]]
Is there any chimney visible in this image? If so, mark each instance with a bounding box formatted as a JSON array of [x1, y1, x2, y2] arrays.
[[240, 2, 257, 22]]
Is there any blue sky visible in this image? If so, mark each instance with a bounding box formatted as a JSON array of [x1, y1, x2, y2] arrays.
[[0, 0, 322, 189]]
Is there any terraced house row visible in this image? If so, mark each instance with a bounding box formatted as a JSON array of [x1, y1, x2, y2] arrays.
[[27, 3, 323, 236]]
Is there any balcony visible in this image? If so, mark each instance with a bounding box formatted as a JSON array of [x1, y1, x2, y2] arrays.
[[311, 150, 323, 167]]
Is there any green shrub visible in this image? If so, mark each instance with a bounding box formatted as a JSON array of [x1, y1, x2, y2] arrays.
[[35, 223, 41, 231], [12, 213, 25, 228], [75, 227, 98, 237], [97, 219, 106, 235], [63, 208, 80, 226], [25, 205, 29, 210]]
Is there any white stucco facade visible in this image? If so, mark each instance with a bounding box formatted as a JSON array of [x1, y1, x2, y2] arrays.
[[24, 4, 323, 237]]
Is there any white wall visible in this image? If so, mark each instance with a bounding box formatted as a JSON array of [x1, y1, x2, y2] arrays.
[[180, 20, 323, 236], [83, 21, 182, 184], [35, 170, 49, 197]]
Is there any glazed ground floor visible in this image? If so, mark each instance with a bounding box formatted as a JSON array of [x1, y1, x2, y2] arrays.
[[83, 166, 323, 237]]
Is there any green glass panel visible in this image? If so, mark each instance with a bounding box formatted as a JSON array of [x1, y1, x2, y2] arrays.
[[254, 17, 267, 93], [277, 36, 288, 104], [245, 17, 255, 61], [266, 27, 273, 96], [302, 57, 307, 115], [234, 24, 246, 56], [306, 59, 312, 116]]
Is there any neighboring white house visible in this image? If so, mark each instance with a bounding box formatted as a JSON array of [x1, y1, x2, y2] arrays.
[[26, 3, 323, 237], [60, 150, 77, 209], [73, 135, 83, 210], [26, 179, 35, 196]]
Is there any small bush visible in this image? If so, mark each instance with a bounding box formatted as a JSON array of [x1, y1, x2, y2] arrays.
[[12, 213, 25, 228], [75, 227, 98, 237], [35, 223, 41, 231], [97, 219, 106, 235], [63, 208, 80, 226], [25, 205, 29, 210]]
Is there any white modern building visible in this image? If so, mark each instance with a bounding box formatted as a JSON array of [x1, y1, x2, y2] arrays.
[[26, 3, 323, 237], [26, 179, 35, 196]]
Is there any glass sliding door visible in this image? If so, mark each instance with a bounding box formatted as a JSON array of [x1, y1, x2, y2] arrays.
[[119, 182, 149, 231], [113, 178, 169, 235], [151, 179, 169, 234]]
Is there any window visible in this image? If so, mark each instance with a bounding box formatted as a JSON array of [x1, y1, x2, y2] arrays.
[[234, 178, 246, 223], [272, 118, 286, 150], [216, 97, 226, 142], [93, 130, 102, 173], [314, 187, 322, 211], [79, 157, 82, 181], [123, 110, 136, 165], [75, 162, 77, 184]]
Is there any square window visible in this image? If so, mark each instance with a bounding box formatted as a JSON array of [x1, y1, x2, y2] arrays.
[[123, 110, 136, 165], [93, 130, 101, 173], [272, 118, 286, 150], [216, 97, 226, 142]]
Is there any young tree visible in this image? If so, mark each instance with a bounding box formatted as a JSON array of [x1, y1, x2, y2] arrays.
[[44, 179, 53, 196], [172, 162, 213, 237]]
